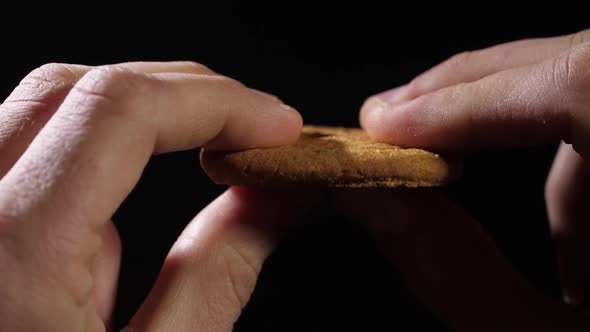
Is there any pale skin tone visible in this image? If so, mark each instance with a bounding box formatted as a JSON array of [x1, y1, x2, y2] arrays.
[[0, 28, 588, 331], [343, 28, 590, 331]]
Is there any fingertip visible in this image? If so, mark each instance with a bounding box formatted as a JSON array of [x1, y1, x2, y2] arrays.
[[280, 104, 304, 141], [203, 101, 303, 150], [251, 103, 303, 147], [245, 88, 303, 147], [359, 96, 391, 139], [360, 96, 417, 147]]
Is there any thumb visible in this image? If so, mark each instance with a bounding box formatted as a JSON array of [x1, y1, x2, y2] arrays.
[[123, 187, 324, 331], [332, 189, 589, 332]]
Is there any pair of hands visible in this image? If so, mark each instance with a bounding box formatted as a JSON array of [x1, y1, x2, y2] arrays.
[[0, 29, 588, 331]]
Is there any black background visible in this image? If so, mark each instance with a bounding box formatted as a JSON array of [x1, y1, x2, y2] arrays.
[[1, 6, 587, 331]]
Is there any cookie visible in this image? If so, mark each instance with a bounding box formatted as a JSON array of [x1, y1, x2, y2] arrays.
[[200, 125, 461, 187]]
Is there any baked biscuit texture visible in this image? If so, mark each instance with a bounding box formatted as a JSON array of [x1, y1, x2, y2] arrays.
[[200, 125, 461, 187]]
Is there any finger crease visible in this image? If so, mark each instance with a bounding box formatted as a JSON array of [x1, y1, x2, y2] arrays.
[[224, 256, 247, 309], [225, 241, 259, 278]]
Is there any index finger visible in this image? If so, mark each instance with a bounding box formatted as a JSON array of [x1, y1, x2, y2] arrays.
[[0, 65, 301, 280], [360, 43, 590, 155], [0, 61, 218, 177], [380, 29, 590, 104]]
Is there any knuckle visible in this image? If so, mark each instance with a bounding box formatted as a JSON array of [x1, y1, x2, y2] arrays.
[[214, 74, 244, 89], [569, 44, 590, 89], [551, 44, 590, 94], [568, 29, 590, 48], [204, 75, 248, 99], [405, 75, 423, 95], [64, 66, 158, 120], [73, 66, 154, 101], [179, 61, 212, 73], [2, 63, 83, 109], [23, 63, 81, 86], [445, 51, 474, 69]]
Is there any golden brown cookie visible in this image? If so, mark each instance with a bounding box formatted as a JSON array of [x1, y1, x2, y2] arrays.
[[200, 125, 461, 187]]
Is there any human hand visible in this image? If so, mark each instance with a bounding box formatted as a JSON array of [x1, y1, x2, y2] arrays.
[[336, 29, 590, 331], [0, 62, 319, 331]]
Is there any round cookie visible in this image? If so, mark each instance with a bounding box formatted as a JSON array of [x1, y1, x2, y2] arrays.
[[200, 125, 461, 187]]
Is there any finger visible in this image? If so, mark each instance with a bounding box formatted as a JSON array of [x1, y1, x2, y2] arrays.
[[0, 63, 89, 175], [116, 61, 217, 76], [375, 29, 590, 104], [91, 222, 122, 330], [0, 61, 216, 177], [332, 189, 588, 331], [124, 187, 322, 331], [546, 142, 590, 306], [0, 66, 301, 309], [361, 43, 590, 155]]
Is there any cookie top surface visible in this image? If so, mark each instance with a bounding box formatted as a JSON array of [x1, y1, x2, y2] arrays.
[[200, 125, 461, 187]]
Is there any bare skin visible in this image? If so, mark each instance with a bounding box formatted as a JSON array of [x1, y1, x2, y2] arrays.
[[337, 28, 590, 331], [2, 28, 590, 332], [0, 62, 319, 331]]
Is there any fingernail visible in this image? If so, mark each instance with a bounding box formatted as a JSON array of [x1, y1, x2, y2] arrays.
[[375, 84, 409, 104], [280, 104, 294, 111]]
